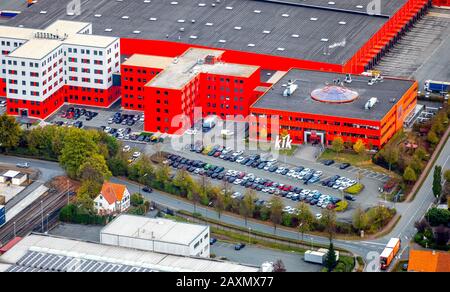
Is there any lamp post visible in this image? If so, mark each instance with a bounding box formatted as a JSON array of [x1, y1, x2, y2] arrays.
[[46, 213, 50, 234], [140, 173, 148, 196], [248, 227, 252, 244]]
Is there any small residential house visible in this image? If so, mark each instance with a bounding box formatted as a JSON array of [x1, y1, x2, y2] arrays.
[[408, 249, 450, 272], [94, 182, 131, 215]]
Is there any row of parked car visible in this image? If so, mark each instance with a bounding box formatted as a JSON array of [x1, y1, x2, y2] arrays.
[[189, 143, 356, 188], [108, 112, 143, 127], [60, 107, 99, 121], [164, 154, 345, 213]]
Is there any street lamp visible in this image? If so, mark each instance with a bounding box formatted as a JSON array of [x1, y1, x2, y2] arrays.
[[140, 173, 148, 196], [248, 227, 252, 244], [46, 213, 50, 234]]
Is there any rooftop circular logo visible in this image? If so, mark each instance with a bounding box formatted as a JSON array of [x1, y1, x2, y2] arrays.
[[311, 85, 359, 104]]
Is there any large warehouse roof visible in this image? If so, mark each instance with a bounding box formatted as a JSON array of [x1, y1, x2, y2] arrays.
[[101, 215, 208, 246], [2, 0, 406, 64], [251, 69, 416, 121], [0, 234, 259, 272]]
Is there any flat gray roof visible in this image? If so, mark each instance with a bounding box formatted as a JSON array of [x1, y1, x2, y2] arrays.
[[251, 69, 415, 121], [101, 215, 208, 246], [2, 0, 405, 64]]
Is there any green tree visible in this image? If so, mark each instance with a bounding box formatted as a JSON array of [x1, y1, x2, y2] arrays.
[[331, 137, 344, 155], [380, 145, 399, 172], [324, 243, 338, 272], [297, 202, 314, 240], [269, 197, 284, 233], [59, 129, 99, 178], [130, 193, 144, 207], [76, 179, 102, 212], [414, 147, 428, 161], [410, 156, 424, 174], [353, 139, 366, 155], [173, 170, 195, 197], [433, 165, 442, 198], [320, 209, 337, 242], [155, 165, 170, 189], [427, 130, 439, 145], [240, 190, 257, 226], [403, 166, 417, 183], [352, 207, 369, 233], [78, 154, 112, 184], [426, 208, 450, 227], [0, 114, 21, 152]]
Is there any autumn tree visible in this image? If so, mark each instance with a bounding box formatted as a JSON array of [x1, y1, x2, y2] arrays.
[[321, 209, 337, 242], [269, 197, 284, 233], [331, 137, 344, 155], [353, 139, 366, 155], [403, 166, 417, 184], [297, 202, 314, 240], [78, 154, 112, 184], [240, 190, 257, 226], [380, 145, 399, 171], [352, 207, 369, 233]]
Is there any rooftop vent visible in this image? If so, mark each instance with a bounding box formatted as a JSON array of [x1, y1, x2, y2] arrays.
[[365, 97, 378, 110], [283, 80, 298, 97]]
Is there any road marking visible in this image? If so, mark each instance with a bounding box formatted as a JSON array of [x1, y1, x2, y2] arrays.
[[360, 241, 387, 247]]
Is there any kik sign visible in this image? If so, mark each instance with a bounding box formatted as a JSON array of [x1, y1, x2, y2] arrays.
[[275, 134, 293, 150]]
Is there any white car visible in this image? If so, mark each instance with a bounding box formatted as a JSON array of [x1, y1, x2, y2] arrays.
[[316, 214, 323, 220], [132, 152, 141, 159], [232, 150, 244, 157], [283, 206, 293, 213], [186, 129, 198, 135], [16, 162, 30, 168], [236, 156, 245, 163], [122, 145, 131, 152], [104, 127, 112, 133], [276, 167, 285, 174]]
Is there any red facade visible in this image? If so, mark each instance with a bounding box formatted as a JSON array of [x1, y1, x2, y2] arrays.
[[121, 65, 164, 111], [6, 85, 120, 120], [249, 81, 419, 149], [433, 0, 450, 6]]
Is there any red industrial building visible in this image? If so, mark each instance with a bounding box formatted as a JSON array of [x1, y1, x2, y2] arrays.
[[122, 48, 261, 134], [249, 70, 418, 149]]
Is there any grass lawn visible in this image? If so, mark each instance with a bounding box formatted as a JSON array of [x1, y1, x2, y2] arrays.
[[320, 149, 399, 177], [211, 227, 307, 254]]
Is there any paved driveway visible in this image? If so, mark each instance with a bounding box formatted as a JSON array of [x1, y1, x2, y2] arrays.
[[211, 241, 322, 272]]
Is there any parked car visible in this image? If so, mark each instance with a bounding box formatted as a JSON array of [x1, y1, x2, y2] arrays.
[[234, 243, 246, 251], [16, 162, 30, 168], [142, 187, 153, 193], [210, 238, 218, 245], [339, 163, 351, 169]]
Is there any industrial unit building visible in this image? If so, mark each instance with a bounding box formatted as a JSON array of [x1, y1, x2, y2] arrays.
[[250, 69, 418, 148], [100, 215, 210, 258], [0, 20, 121, 120], [0, 234, 259, 272], [122, 48, 260, 134], [4, 0, 431, 73]]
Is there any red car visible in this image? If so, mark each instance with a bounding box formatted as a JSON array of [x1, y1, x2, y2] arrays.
[[214, 151, 222, 157]]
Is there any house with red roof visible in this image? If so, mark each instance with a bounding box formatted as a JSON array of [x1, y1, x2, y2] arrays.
[[408, 249, 450, 272], [94, 182, 131, 215]]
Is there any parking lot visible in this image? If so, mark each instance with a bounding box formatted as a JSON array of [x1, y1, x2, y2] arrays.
[[211, 241, 322, 272], [46, 102, 145, 133], [164, 145, 387, 221]]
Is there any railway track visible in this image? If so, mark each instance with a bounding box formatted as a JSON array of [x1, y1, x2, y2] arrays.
[[0, 188, 71, 245]]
